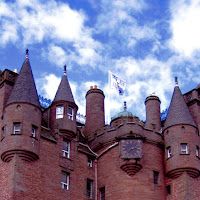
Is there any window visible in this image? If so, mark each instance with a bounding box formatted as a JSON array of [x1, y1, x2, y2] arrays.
[[31, 126, 36, 137], [61, 172, 69, 190], [153, 171, 159, 184], [88, 158, 92, 167], [167, 147, 171, 158], [87, 179, 93, 198], [100, 187, 105, 200], [63, 140, 70, 158], [181, 143, 189, 154], [13, 123, 20, 134], [166, 185, 171, 195], [2, 126, 6, 137], [56, 105, 64, 119], [196, 146, 199, 157], [68, 106, 73, 120]]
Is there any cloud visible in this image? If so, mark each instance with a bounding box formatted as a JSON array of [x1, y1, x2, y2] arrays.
[[36, 73, 61, 100], [45, 45, 67, 67], [0, 0, 103, 69], [169, 0, 200, 56]]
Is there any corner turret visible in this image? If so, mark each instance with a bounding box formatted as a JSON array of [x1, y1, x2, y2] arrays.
[[164, 78, 200, 178], [49, 65, 78, 139], [0, 50, 41, 162]]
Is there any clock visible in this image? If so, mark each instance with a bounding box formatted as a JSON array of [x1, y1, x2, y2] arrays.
[[120, 139, 142, 159]]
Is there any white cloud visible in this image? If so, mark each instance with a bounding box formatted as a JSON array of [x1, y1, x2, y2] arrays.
[[36, 73, 61, 100], [46, 45, 67, 67], [169, 0, 200, 56]]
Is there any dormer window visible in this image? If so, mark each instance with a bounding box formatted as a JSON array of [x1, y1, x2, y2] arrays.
[[56, 105, 64, 119], [13, 123, 21, 134], [68, 106, 73, 120]]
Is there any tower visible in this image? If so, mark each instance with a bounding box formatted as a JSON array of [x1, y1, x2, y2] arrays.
[[163, 78, 200, 200], [145, 94, 161, 131], [85, 86, 105, 139], [49, 65, 78, 139], [0, 50, 41, 162]]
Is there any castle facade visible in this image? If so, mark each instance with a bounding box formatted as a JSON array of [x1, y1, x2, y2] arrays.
[[0, 51, 200, 200]]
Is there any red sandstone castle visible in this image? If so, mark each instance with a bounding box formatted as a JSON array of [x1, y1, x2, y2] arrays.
[[0, 50, 200, 200]]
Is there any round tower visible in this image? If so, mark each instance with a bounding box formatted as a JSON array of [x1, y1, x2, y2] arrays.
[[49, 65, 78, 139], [0, 50, 41, 162], [85, 86, 105, 138], [164, 79, 200, 178], [145, 93, 161, 131]]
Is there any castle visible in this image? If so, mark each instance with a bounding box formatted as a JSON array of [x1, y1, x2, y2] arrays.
[[0, 50, 200, 200]]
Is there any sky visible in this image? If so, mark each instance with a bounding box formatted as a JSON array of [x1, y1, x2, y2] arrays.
[[1, 0, 200, 124]]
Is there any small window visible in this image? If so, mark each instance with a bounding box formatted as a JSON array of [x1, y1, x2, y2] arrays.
[[153, 171, 159, 184], [63, 140, 70, 158], [181, 143, 189, 154], [167, 147, 171, 158], [56, 105, 64, 119], [61, 172, 69, 190], [100, 187, 105, 200], [181, 126, 185, 132], [196, 146, 199, 157], [88, 158, 92, 167], [31, 126, 36, 137], [68, 106, 73, 120], [2, 126, 6, 137], [87, 179, 93, 199], [166, 185, 171, 195], [13, 123, 20, 134]]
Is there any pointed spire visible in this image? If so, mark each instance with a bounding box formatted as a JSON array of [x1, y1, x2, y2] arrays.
[[6, 50, 40, 107], [164, 85, 196, 130], [53, 66, 76, 104]]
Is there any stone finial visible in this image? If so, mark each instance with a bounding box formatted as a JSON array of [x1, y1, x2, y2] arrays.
[[64, 65, 67, 75], [26, 49, 29, 58], [175, 77, 178, 86], [124, 101, 127, 111]]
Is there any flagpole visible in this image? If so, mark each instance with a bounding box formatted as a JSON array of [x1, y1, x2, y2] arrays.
[[108, 70, 111, 124]]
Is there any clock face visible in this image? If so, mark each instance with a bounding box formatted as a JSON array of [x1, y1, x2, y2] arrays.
[[120, 139, 143, 159]]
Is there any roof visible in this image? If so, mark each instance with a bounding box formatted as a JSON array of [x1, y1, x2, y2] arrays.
[[164, 86, 196, 129], [111, 102, 134, 121], [6, 52, 40, 108], [53, 68, 75, 104]]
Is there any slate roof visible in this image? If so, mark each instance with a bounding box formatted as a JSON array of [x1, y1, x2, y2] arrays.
[[164, 86, 196, 130], [53, 70, 75, 104], [6, 53, 40, 108]]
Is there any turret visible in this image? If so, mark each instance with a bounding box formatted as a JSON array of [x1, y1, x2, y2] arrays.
[[163, 78, 200, 178], [0, 50, 41, 162], [49, 65, 78, 139], [85, 86, 105, 138], [145, 93, 161, 131]]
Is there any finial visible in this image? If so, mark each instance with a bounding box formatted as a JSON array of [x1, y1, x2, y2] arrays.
[[175, 77, 178, 86], [26, 49, 29, 58], [64, 65, 67, 75], [124, 101, 127, 111]]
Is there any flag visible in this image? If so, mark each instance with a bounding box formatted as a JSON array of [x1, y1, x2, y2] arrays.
[[109, 71, 126, 95]]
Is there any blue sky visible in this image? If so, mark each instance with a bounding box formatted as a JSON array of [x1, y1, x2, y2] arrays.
[[1, 0, 200, 123]]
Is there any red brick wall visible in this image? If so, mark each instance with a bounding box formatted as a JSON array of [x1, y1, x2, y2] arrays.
[[97, 142, 165, 200]]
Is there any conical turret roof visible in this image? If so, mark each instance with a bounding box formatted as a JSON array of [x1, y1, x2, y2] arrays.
[[164, 85, 196, 130], [6, 50, 40, 108], [53, 65, 76, 104]]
